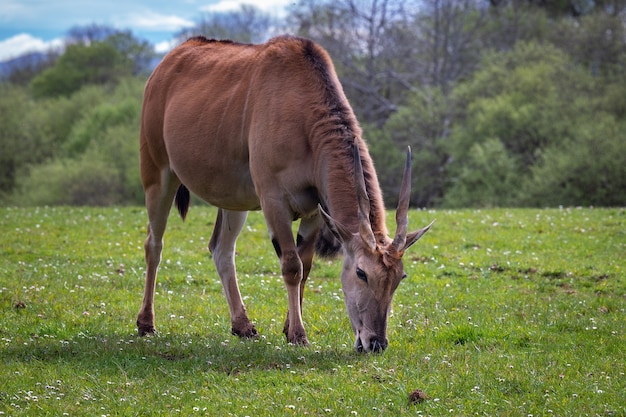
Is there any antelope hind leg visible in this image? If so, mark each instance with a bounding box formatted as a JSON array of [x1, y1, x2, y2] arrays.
[[137, 168, 180, 336], [209, 209, 258, 338]]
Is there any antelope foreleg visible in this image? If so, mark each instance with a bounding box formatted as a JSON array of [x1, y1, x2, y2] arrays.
[[264, 205, 309, 345], [278, 248, 308, 345], [283, 216, 320, 338]]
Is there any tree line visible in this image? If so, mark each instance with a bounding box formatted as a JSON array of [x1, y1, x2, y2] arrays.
[[1, 0, 625, 207]]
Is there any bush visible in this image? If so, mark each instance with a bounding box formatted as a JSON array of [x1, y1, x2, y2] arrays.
[[13, 134, 142, 207], [369, 87, 450, 207], [30, 42, 133, 98], [522, 115, 626, 207], [443, 138, 521, 208], [9, 78, 144, 206], [13, 158, 116, 206], [443, 41, 623, 207]]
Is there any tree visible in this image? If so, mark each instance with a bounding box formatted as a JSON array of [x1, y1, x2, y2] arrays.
[[66, 23, 119, 44], [443, 138, 521, 207], [0, 85, 36, 199], [522, 112, 626, 207], [367, 86, 451, 207], [11, 79, 144, 206], [489, 0, 626, 17], [0, 82, 120, 203], [176, 4, 276, 44], [3, 0, 626, 207], [104, 31, 156, 76], [449, 42, 589, 169], [3, 51, 59, 85], [548, 10, 626, 77], [30, 41, 133, 98], [29, 25, 155, 98], [412, 0, 490, 92], [289, 0, 421, 125], [444, 40, 626, 207], [67, 24, 156, 75]]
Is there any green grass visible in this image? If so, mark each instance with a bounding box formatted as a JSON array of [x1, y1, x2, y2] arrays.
[[1, 206, 625, 416]]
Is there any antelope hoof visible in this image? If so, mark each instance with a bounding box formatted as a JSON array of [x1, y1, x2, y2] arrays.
[[137, 322, 156, 337], [286, 330, 309, 346], [232, 325, 259, 339], [231, 316, 258, 339]]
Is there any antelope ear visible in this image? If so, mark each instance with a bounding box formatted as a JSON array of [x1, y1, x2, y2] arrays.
[[318, 204, 351, 244], [403, 220, 435, 251]]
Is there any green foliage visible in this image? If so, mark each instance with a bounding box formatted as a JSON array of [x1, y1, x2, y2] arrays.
[[8, 79, 144, 206], [14, 126, 143, 206], [30, 41, 134, 98], [3, 1, 626, 208], [104, 30, 157, 76], [444, 138, 520, 208], [364, 126, 405, 206], [443, 41, 626, 207], [523, 115, 626, 207], [0, 85, 37, 198], [549, 10, 626, 76], [11, 158, 120, 206], [3, 52, 58, 85], [368, 87, 450, 207], [1, 207, 624, 415], [64, 96, 139, 156], [0, 83, 118, 204], [451, 42, 586, 168], [38, 85, 113, 151]]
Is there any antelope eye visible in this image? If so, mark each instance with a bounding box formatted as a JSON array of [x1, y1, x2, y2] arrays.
[[356, 267, 368, 282]]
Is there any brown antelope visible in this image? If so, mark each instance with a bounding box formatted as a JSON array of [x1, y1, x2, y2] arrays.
[[137, 35, 433, 352]]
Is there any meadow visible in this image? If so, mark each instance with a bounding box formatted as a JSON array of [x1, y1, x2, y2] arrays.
[[0, 206, 624, 416]]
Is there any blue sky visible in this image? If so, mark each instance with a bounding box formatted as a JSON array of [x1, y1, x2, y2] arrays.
[[0, 0, 292, 61]]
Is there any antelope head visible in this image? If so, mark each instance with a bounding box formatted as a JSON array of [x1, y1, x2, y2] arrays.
[[320, 146, 434, 352]]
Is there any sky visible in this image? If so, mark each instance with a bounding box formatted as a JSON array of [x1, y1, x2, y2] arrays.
[[0, 0, 293, 62]]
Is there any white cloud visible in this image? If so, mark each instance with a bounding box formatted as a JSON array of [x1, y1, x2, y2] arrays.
[[124, 11, 195, 31], [202, 0, 248, 12], [0, 33, 63, 62], [201, 0, 292, 14], [0, 0, 31, 22], [154, 39, 179, 54]]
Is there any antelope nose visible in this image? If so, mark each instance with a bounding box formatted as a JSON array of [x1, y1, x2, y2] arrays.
[[370, 338, 388, 353], [355, 335, 389, 353]]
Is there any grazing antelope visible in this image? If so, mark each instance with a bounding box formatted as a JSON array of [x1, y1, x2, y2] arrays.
[[137, 35, 433, 352]]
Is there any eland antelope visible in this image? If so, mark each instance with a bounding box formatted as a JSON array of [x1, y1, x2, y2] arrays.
[[137, 35, 433, 352]]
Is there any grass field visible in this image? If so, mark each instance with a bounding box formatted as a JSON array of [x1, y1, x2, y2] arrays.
[[1, 206, 624, 416]]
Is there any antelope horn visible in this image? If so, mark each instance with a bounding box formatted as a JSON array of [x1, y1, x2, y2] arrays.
[[392, 146, 412, 252], [353, 143, 377, 251]]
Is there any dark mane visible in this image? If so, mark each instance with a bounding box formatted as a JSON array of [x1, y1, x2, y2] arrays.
[[300, 39, 358, 141], [185, 36, 244, 46], [297, 38, 388, 244]]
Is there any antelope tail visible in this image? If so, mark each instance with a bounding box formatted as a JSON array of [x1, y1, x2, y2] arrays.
[[175, 185, 190, 221]]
